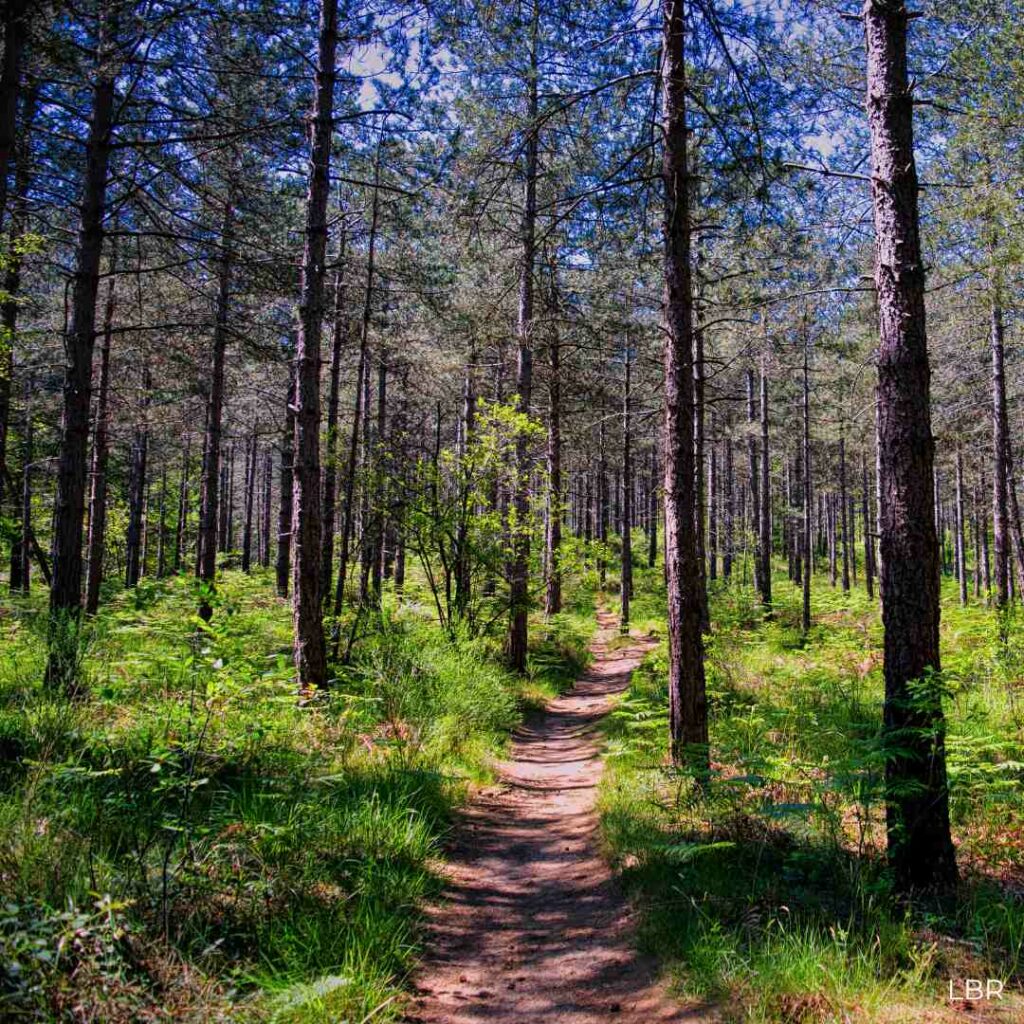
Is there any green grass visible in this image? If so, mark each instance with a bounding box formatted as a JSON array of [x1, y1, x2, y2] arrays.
[[600, 555, 1024, 1023], [0, 566, 594, 1022]]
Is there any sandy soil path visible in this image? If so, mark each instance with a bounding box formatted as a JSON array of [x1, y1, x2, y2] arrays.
[[405, 611, 710, 1024]]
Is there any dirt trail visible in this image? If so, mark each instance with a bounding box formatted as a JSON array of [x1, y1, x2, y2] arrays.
[[406, 611, 709, 1024]]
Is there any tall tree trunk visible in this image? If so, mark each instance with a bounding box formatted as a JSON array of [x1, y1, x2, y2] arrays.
[[723, 435, 734, 579], [174, 437, 190, 573], [125, 369, 151, 588], [864, 0, 956, 892], [955, 446, 967, 606], [454, 342, 476, 616], [320, 232, 347, 603], [14, 382, 32, 594], [241, 431, 256, 574], [802, 336, 812, 633], [0, 83, 36, 518], [260, 448, 272, 568], [84, 249, 116, 613], [839, 432, 851, 592], [694, 321, 709, 631], [0, 0, 28, 233], [862, 454, 875, 599], [648, 449, 659, 569], [371, 354, 387, 600], [708, 439, 718, 582], [217, 445, 229, 552], [292, 0, 337, 691], [156, 465, 168, 578], [662, 0, 707, 773], [598, 412, 608, 587], [275, 361, 296, 598], [544, 312, 562, 616], [508, 2, 539, 672], [991, 289, 1010, 608], [620, 345, 632, 633], [47, 11, 117, 694], [334, 142, 380, 624], [746, 368, 761, 596], [759, 356, 772, 610], [196, 192, 235, 615]]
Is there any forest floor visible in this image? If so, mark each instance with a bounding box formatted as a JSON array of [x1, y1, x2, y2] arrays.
[[406, 609, 711, 1024]]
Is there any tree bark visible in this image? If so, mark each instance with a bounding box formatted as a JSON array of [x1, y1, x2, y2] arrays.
[[47, 10, 118, 694], [759, 356, 772, 610], [334, 140, 380, 624], [839, 432, 851, 592], [802, 336, 812, 633], [661, 0, 707, 774], [241, 431, 256, 574], [320, 232, 347, 603], [723, 435, 734, 579], [124, 368, 151, 588], [507, 1, 539, 673], [196, 195, 235, 617], [864, 0, 957, 892], [0, 0, 28, 234], [276, 360, 296, 598], [746, 368, 761, 596], [174, 437, 190, 573], [620, 344, 632, 634], [0, 83, 35, 518], [84, 246, 116, 613], [862, 453, 875, 599], [955, 446, 967, 606], [544, 307, 563, 616], [991, 289, 1010, 608], [292, 0, 337, 692]]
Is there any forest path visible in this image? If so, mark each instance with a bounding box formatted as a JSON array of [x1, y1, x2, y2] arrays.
[[404, 610, 710, 1024]]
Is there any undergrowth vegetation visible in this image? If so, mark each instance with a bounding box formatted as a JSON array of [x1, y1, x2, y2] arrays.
[[0, 569, 593, 1022], [600, 554, 1024, 1024]]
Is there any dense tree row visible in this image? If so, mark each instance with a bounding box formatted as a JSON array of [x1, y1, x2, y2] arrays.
[[2, 0, 1024, 896]]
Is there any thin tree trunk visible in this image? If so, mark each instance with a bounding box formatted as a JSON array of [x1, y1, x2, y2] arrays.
[[620, 344, 632, 633], [694, 320, 709, 631], [864, 0, 956, 892], [802, 335, 812, 633], [261, 448, 272, 568], [991, 290, 1010, 608], [196, 195, 235, 618], [156, 465, 168, 578], [276, 360, 296, 598], [955, 446, 967, 606], [47, 11, 117, 694], [662, 0, 707, 773], [292, 0, 338, 691], [759, 356, 772, 610], [320, 232, 347, 603], [15, 382, 32, 594], [708, 438, 718, 582], [334, 141, 381, 624], [839, 432, 850, 592], [0, 0, 28, 234], [0, 82, 36, 517], [241, 432, 256, 573], [746, 368, 761, 596], [648, 449, 659, 569], [125, 369, 151, 588], [545, 311, 563, 616], [724, 435, 734, 579], [84, 248, 116, 613], [508, 1, 539, 673], [174, 437, 190, 573], [862, 454, 875, 599]]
